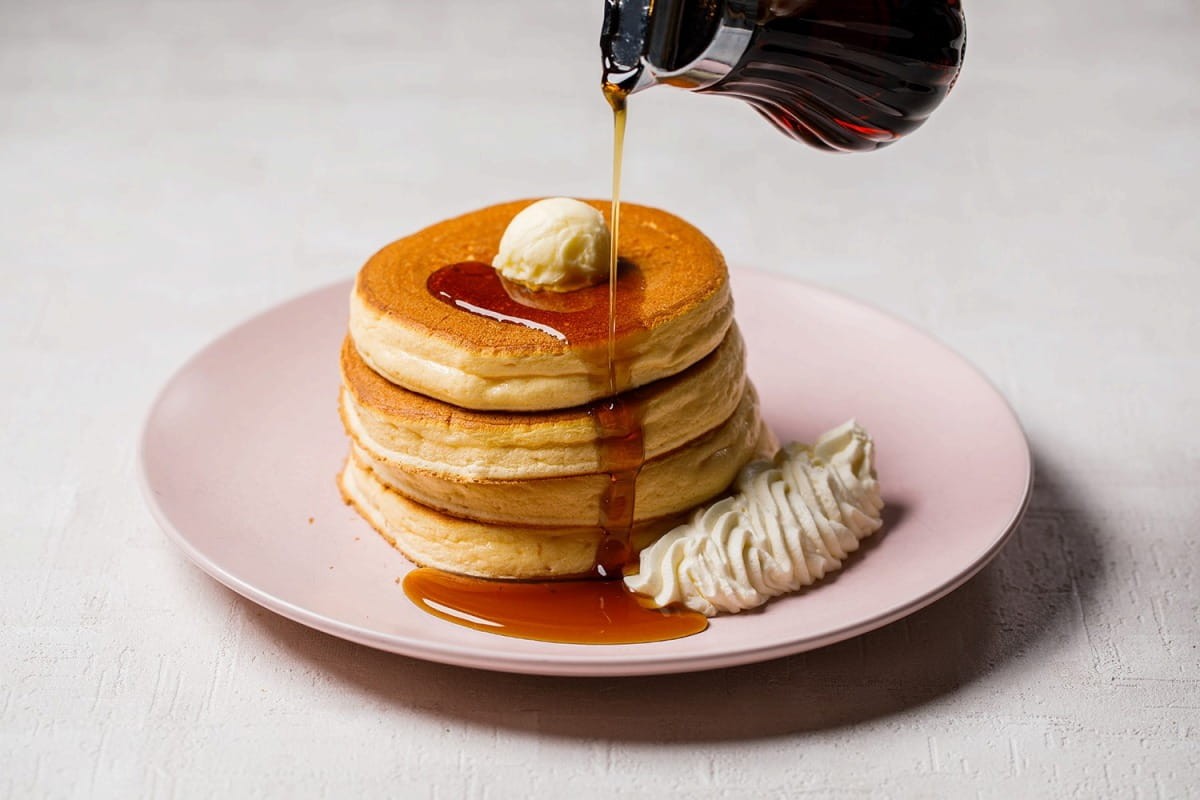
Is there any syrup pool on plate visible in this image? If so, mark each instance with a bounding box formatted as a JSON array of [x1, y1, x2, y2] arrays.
[[402, 569, 707, 645]]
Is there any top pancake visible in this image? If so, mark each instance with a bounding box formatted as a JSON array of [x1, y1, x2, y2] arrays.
[[349, 198, 732, 411]]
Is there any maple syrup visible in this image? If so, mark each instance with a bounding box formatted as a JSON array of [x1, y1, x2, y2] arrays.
[[590, 396, 642, 576], [403, 79, 684, 645], [424, 96, 644, 582], [593, 82, 641, 577], [603, 84, 628, 396], [425, 260, 644, 348], [402, 568, 706, 645], [424, 255, 648, 580]]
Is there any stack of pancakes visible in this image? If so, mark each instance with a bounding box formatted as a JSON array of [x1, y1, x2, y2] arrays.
[[338, 199, 772, 580]]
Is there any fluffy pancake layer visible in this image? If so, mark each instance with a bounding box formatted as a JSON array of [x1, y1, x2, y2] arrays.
[[347, 385, 767, 527], [349, 199, 732, 411], [338, 455, 684, 579], [339, 325, 747, 481]]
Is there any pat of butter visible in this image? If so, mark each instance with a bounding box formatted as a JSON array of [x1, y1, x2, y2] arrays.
[[492, 198, 611, 292]]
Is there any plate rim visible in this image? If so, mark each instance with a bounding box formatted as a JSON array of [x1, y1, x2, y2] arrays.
[[138, 269, 1033, 677]]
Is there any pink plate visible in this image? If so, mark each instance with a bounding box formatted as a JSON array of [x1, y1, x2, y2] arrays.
[[139, 271, 1031, 677]]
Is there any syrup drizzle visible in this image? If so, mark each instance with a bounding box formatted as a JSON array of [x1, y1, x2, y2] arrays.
[[591, 396, 641, 577], [604, 86, 627, 397], [400, 87, 703, 645], [594, 84, 640, 578]]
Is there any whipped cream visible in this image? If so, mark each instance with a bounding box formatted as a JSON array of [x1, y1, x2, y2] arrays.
[[624, 421, 884, 616], [492, 198, 611, 292]]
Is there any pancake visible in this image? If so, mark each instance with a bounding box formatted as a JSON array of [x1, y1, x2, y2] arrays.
[[339, 325, 747, 481], [349, 198, 732, 411], [348, 384, 768, 527], [338, 455, 686, 579]]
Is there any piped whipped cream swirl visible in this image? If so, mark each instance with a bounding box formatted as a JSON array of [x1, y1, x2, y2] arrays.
[[624, 421, 884, 616]]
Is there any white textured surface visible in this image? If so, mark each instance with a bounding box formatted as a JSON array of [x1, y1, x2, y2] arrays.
[[2, 0, 1197, 797]]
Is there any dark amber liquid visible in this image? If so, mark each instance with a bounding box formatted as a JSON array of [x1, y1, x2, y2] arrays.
[[424, 259, 647, 580], [409, 103, 677, 642], [594, 84, 642, 577], [402, 568, 707, 645], [701, 0, 966, 152], [591, 396, 642, 576], [603, 86, 628, 395], [426, 260, 644, 346]]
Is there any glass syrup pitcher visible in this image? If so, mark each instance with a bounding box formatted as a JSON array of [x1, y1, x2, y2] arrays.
[[601, 0, 967, 152]]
